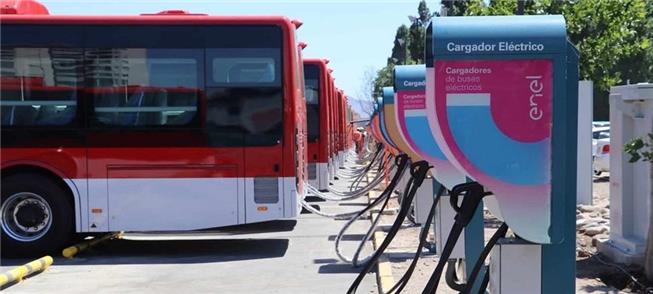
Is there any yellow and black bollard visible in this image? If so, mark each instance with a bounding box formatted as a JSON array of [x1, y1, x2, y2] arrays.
[[62, 232, 123, 259], [0, 256, 53, 287]]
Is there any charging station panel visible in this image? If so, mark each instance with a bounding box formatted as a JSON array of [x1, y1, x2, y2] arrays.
[[394, 65, 466, 190], [435, 194, 466, 258], [383, 86, 420, 162], [426, 15, 576, 245], [426, 15, 579, 293]]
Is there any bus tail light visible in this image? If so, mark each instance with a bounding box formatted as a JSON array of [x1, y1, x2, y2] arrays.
[[601, 144, 610, 154]]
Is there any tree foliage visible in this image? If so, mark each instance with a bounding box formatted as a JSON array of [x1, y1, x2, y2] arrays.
[[443, 0, 652, 120], [372, 1, 435, 97], [388, 25, 410, 66], [626, 134, 653, 163]]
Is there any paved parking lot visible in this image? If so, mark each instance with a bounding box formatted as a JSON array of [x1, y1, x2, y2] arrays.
[[1, 181, 377, 293]]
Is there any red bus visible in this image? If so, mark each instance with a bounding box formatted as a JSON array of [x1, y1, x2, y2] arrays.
[[303, 58, 331, 191], [336, 89, 347, 166], [0, 1, 307, 255], [326, 69, 337, 180]]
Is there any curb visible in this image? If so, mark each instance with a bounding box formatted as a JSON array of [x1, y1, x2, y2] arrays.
[[368, 190, 395, 294]]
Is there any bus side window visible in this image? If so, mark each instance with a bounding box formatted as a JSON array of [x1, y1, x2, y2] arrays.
[[86, 48, 202, 128], [0, 48, 80, 127], [206, 48, 283, 146]]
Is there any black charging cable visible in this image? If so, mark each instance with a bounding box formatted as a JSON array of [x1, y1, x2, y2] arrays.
[[347, 160, 431, 294], [459, 222, 509, 294], [386, 184, 445, 293], [445, 259, 466, 291], [421, 182, 486, 294]]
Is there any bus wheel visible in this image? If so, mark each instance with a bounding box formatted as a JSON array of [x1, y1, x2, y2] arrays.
[[1, 173, 73, 257]]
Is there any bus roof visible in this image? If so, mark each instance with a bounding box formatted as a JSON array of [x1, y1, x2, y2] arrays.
[[1, 0, 48, 15], [0, 15, 300, 27], [303, 58, 329, 68], [0, 0, 300, 28]]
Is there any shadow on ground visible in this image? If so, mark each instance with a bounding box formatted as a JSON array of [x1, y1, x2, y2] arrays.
[[318, 263, 372, 274], [593, 175, 609, 183], [2, 238, 290, 267], [577, 254, 652, 292], [2, 220, 297, 267]]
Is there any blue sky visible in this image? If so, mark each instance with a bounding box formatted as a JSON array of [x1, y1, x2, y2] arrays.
[[40, 0, 434, 113]]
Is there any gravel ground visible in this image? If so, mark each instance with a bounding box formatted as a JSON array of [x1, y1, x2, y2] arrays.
[[374, 172, 646, 293]]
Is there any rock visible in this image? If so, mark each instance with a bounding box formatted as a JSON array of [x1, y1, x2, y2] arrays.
[[578, 205, 596, 213], [576, 218, 591, 228], [577, 213, 587, 220], [577, 249, 591, 257], [585, 225, 608, 236], [600, 208, 609, 215], [592, 234, 609, 247], [579, 218, 602, 230]]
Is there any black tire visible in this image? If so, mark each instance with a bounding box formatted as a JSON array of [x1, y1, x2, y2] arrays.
[[1, 173, 74, 257]]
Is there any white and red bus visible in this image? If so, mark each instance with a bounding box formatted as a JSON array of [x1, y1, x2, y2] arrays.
[[303, 58, 331, 191], [336, 89, 347, 166], [0, 1, 307, 255], [326, 69, 337, 180]]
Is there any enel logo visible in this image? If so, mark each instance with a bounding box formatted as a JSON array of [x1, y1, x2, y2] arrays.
[[527, 75, 544, 121]]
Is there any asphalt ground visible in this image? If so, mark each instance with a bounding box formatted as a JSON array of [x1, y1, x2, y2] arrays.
[[1, 174, 377, 294]]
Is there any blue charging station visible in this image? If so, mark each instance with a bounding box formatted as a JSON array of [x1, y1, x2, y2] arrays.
[[425, 15, 578, 293]]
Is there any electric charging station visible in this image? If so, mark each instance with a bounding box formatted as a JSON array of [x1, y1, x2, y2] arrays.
[[382, 87, 414, 195], [425, 15, 578, 293], [377, 96, 397, 151], [392, 64, 485, 289]]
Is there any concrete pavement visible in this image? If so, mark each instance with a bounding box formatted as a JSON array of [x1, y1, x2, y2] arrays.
[[1, 180, 376, 293]]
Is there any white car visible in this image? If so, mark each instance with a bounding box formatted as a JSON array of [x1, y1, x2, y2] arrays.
[[592, 127, 610, 176], [593, 121, 610, 128]]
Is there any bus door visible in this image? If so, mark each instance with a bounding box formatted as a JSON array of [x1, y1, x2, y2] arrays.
[[85, 26, 242, 232], [228, 27, 287, 223]]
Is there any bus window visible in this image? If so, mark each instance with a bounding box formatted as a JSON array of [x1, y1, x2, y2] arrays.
[[0, 48, 80, 126], [206, 47, 283, 146], [210, 49, 279, 85], [86, 48, 202, 127], [303, 64, 320, 142]]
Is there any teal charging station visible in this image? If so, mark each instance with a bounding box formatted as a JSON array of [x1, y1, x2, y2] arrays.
[[425, 15, 578, 293]]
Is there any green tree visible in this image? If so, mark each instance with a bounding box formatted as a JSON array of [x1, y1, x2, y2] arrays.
[[373, 64, 394, 98], [453, 0, 652, 120], [408, 1, 432, 63], [373, 1, 436, 98], [389, 25, 410, 66], [441, 0, 482, 16], [408, 23, 425, 63], [418, 0, 430, 22]]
